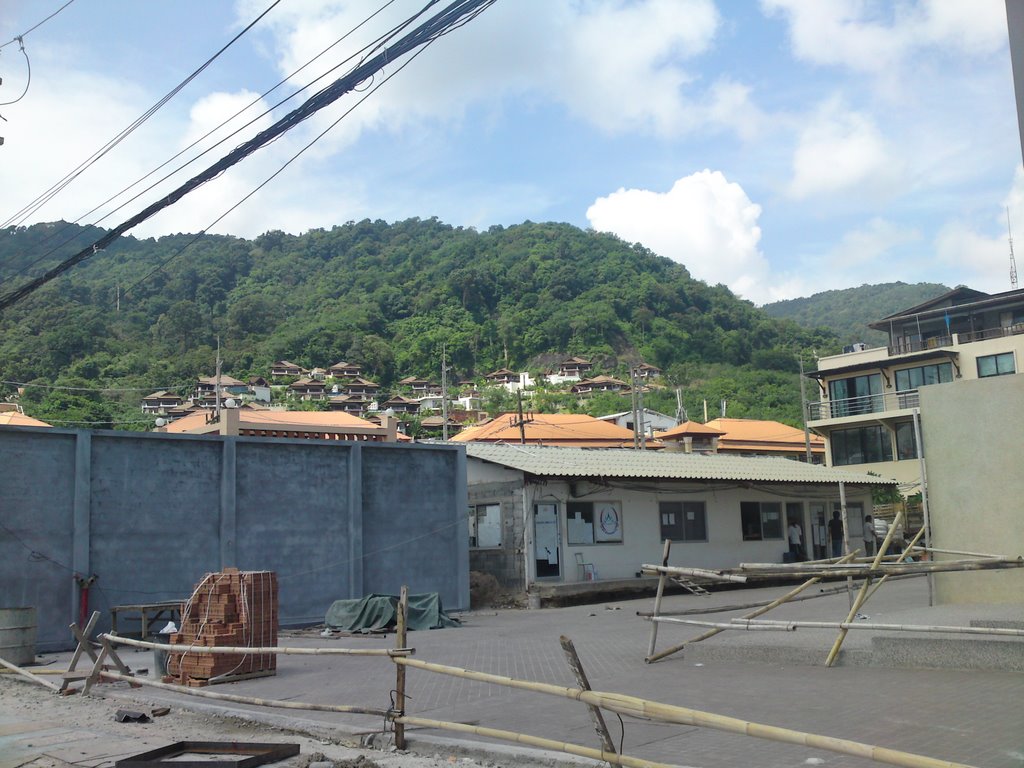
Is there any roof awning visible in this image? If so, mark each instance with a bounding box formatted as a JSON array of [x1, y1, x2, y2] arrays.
[[807, 349, 959, 380]]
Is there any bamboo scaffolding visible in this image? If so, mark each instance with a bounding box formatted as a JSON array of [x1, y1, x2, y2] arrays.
[[645, 552, 858, 663], [393, 657, 976, 768], [825, 511, 904, 666], [908, 546, 1003, 559], [560, 634, 617, 757], [395, 715, 672, 768], [732, 618, 1024, 637], [865, 527, 926, 602], [640, 564, 748, 583], [0, 656, 62, 692], [98, 670, 388, 715], [652, 618, 796, 631], [101, 634, 414, 657]]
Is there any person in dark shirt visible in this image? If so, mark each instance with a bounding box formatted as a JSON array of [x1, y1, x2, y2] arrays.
[[828, 510, 844, 558]]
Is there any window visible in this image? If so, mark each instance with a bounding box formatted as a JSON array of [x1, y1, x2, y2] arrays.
[[894, 362, 952, 391], [567, 501, 623, 544], [977, 352, 1015, 378], [740, 501, 783, 541], [895, 421, 918, 460], [659, 501, 707, 542], [828, 373, 883, 416], [830, 425, 893, 466], [469, 504, 501, 548]]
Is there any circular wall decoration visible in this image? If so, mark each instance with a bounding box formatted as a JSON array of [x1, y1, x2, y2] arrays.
[[599, 505, 620, 536]]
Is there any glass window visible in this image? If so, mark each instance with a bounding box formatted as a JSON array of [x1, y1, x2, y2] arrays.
[[831, 425, 894, 466], [895, 421, 918, 460], [740, 501, 784, 540], [977, 352, 1015, 378], [567, 501, 623, 544], [828, 373, 883, 416], [894, 362, 952, 391], [659, 501, 707, 542], [469, 504, 502, 548]]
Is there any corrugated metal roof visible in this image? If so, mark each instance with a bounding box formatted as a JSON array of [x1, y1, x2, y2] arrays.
[[464, 443, 893, 485]]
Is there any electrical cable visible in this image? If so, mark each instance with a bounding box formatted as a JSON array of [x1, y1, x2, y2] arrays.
[[2, 379, 194, 392], [0, 1, 403, 287], [0, 38, 31, 106], [1, 0, 282, 230], [0, 0, 77, 50], [0, 0, 496, 312]]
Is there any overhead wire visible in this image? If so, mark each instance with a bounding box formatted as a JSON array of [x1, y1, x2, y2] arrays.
[[0, 0, 497, 313], [0, 0, 414, 289], [0, 37, 31, 106], [0, 0, 283, 230], [0, 0, 77, 50]]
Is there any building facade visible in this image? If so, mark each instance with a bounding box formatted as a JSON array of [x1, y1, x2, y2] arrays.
[[806, 287, 1024, 492]]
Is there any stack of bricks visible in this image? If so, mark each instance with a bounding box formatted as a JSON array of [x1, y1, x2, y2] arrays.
[[167, 568, 278, 687]]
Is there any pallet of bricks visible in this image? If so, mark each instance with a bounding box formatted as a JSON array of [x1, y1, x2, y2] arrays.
[[167, 568, 278, 687]]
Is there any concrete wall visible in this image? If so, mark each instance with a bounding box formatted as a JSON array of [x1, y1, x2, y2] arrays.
[[0, 427, 467, 651], [466, 459, 874, 589], [919, 374, 1024, 603]]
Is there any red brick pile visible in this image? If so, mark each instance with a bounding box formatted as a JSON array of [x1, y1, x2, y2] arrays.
[[167, 568, 278, 687]]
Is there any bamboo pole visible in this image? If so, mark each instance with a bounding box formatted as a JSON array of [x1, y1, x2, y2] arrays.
[[908, 546, 1004, 559], [653, 618, 795, 631], [98, 670, 388, 715], [394, 585, 409, 751], [825, 510, 904, 666], [645, 539, 671, 660], [100, 634, 414, 657], [0, 656, 62, 692], [732, 618, 1024, 637], [393, 657, 976, 768], [839, 481, 852, 607], [560, 635, 616, 757], [728, 557, 1022, 580], [641, 563, 748, 583], [395, 715, 672, 768]]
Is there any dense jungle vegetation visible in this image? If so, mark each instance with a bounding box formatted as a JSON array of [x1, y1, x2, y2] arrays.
[[0, 218, 937, 430]]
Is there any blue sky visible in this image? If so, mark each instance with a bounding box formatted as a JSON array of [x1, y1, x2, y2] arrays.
[[1, 0, 1022, 304]]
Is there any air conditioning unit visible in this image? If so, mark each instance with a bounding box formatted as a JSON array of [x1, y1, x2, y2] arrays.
[[852, 342, 868, 352]]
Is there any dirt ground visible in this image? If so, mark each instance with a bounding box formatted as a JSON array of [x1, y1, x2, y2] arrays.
[[0, 674, 523, 768]]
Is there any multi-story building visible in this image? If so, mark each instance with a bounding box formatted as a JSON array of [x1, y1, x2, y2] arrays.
[[806, 286, 1024, 492]]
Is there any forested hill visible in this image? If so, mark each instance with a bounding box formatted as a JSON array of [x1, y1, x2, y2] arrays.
[[0, 218, 838, 428], [762, 282, 950, 348]]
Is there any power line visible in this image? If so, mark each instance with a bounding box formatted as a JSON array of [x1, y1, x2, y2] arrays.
[[1, 0, 282, 229], [0, 0, 77, 50], [0, 0, 403, 289], [0, 38, 31, 106], [0, 0, 497, 313], [2, 379, 194, 393]]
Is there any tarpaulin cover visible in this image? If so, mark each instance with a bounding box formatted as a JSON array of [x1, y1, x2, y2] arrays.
[[324, 592, 460, 632]]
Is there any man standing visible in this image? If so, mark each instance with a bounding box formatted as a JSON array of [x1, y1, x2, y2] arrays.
[[863, 514, 875, 557], [828, 510, 845, 558], [787, 520, 803, 561]]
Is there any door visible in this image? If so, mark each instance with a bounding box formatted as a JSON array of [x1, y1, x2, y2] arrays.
[[534, 503, 561, 579]]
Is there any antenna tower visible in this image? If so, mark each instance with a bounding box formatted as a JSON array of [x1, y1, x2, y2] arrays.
[[1009, 208, 1019, 290]]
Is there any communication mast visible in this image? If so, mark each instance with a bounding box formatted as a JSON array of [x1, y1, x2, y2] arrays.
[[1009, 208, 1019, 290]]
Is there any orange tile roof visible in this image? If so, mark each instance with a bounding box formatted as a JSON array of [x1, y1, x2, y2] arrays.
[[655, 420, 726, 439], [0, 410, 52, 427], [704, 417, 825, 452], [450, 412, 660, 448], [164, 408, 378, 433]]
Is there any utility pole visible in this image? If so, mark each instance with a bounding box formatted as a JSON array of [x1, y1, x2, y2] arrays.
[[674, 387, 685, 424], [630, 367, 640, 449], [516, 390, 526, 444], [214, 336, 222, 421], [799, 354, 813, 463], [636, 370, 646, 449], [441, 343, 450, 441]]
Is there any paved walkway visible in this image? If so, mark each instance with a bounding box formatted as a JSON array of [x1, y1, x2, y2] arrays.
[[44, 578, 1024, 768]]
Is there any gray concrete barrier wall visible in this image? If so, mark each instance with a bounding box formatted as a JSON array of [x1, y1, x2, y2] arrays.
[[0, 427, 467, 652]]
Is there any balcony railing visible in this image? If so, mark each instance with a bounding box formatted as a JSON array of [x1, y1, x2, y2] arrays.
[[807, 389, 919, 421], [887, 335, 952, 356], [956, 323, 1024, 344], [887, 322, 1024, 354]]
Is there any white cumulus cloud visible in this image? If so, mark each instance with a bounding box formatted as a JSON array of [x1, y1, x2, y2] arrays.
[[586, 170, 778, 302]]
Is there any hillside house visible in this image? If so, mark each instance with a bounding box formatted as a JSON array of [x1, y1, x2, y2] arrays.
[[599, 408, 677, 435], [327, 393, 370, 415], [465, 444, 887, 589], [558, 357, 593, 377], [633, 362, 662, 379], [328, 361, 362, 378], [336, 377, 381, 397], [270, 360, 305, 378], [381, 395, 420, 414], [141, 391, 184, 414], [288, 377, 326, 401], [398, 376, 440, 395], [571, 375, 630, 395]]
